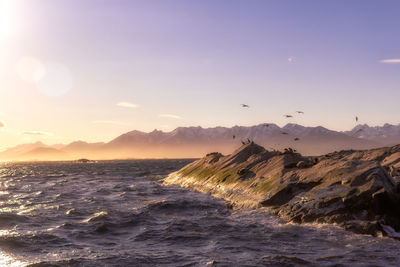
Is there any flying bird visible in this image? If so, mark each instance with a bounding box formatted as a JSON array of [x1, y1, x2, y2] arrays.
[[284, 115, 293, 118], [296, 111, 304, 114], [281, 132, 288, 135], [233, 135, 236, 139], [294, 137, 300, 141], [241, 104, 249, 108]]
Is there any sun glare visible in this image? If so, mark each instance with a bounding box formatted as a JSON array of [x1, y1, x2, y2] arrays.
[[0, 0, 15, 38]]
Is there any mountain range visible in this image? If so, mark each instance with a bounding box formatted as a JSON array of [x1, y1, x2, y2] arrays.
[[1, 123, 400, 161]]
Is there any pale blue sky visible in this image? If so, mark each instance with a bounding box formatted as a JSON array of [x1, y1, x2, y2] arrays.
[[0, 0, 399, 148]]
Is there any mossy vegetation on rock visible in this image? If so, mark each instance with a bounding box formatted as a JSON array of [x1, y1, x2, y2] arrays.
[[164, 142, 400, 238]]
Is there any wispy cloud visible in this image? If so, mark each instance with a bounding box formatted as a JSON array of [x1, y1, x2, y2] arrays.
[[380, 59, 400, 64], [23, 131, 53, 136], [92, 120, 130, 126], [117, 102, 139, 108], [159, 114, 182, 119]]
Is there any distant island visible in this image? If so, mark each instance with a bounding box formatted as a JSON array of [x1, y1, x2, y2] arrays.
[[1, 123, 400, 161], [165, 142, 400, 238], [75, 158, 97, 163]]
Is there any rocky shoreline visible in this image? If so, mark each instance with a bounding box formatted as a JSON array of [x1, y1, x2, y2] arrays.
[[164, 143, 400, 238]]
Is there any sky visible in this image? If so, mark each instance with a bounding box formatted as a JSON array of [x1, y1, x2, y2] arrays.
[[0, 0, 399, 149]]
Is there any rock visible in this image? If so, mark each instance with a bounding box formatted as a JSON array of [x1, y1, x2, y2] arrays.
[[237, 168, 249, 175], [296, 161, 306, 168], [164, 142, 400, 238], [236, 168, 255, 180], [389, 165, 400, 177], [296, 160, 313, 168], [379, 223, 400, 239], [205, 152, 224, 164], [342, 220, 379, 236]]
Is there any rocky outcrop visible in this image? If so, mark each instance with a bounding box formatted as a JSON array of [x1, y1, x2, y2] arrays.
[[164, 143, 400, 238]]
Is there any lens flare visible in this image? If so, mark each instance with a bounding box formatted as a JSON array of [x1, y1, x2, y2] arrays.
[[15, 57, 46, 83], [36, 62, 74, 97]]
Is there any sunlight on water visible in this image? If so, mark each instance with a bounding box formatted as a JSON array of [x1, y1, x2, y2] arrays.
[[0, 229, 14, 237], [0, 160, 398, 266], [0, 251, 28, 267], [0, 230, 28, 267]]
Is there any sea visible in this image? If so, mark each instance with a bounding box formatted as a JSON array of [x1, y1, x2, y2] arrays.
[[0, 160, 399, 267]]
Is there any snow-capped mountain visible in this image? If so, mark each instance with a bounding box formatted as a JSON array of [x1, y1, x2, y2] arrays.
[[103, 123, 378, 157], [344, 123, 400, 146], [3, 123, 400, 160]]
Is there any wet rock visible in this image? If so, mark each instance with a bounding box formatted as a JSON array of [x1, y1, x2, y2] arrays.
[[342, 220, 379, 236], [165, 142, 400, 238]]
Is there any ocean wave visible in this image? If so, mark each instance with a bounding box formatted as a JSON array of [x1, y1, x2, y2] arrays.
[[0, 213, 29, 227], [143, 199, 229, 216], [1, 160, 400, 266], [260, 255, 311, 265], [82, 211, 109, 223], [0, 232, 68, 251]]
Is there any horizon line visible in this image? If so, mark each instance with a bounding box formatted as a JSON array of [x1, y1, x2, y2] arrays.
[[2, 122, 399, 151]]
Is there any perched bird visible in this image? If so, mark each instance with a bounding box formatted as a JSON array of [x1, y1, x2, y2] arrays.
[[241, 140, 246, 145], [247, 138, 252, 144], [355, 116, 359, 122], [294, 137, 300, 141], [241, 104, 249, 108], [281, 132, 288, 135], [284, 115, 293, 118], [233, 135, 236, 139], [296, 111, 304, 114], [284, 147, 295, 154], [356, 129, 363, 133], [263, 123, 269, 127]]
